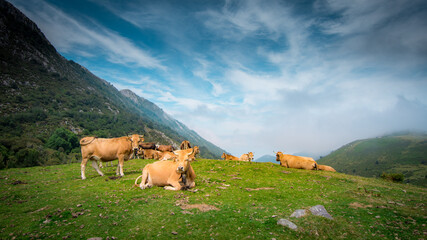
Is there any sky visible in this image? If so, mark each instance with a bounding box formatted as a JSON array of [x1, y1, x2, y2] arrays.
[[10, 0, 427, 159]]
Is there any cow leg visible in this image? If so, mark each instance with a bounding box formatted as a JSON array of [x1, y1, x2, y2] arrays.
[[117, 156, 125, 176], [81, 157, 89, 180], [91, 161, 104, 176], [139, 167, 152, 189]]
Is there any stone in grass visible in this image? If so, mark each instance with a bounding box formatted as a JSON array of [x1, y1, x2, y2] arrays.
[[309, 205, 333, 220], [290, 209, 307, 218], [277, 219, 298, 230]]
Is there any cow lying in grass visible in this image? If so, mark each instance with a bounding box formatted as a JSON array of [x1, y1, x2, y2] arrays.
[[317, 164, 336, 172], [221, 152, 239, 160], [275, 151, 317, 170], [135, 148, 196, 191], [240, 152, 254, 162]]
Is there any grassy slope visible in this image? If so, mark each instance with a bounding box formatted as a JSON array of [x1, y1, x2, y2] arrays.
[[0, 159, 425, 239], [317, 134, 427, 187]]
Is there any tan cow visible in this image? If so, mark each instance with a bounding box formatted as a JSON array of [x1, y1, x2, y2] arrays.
[[159, 151, 177, 161], [140, 149, 161, 160], [187, 146, 199, 161], [180, 140, 191, 150], [275, 151, 317, 170], [240, 152, 254, 162], [80, 134, 144, 179], [221, 152, 239, 161], [317, 164, 336, 172], [157, 145, 174, 152], [135, 148, 197, 191]]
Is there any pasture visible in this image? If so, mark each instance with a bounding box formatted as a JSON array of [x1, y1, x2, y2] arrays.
[[0, 159, 425, 239]]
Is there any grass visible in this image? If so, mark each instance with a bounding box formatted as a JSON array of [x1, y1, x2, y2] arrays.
[[0, 159, 426, 239]]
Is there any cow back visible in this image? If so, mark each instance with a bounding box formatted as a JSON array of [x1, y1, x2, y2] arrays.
[[157, 145, 174, 152], [140, 142, 156, 149]]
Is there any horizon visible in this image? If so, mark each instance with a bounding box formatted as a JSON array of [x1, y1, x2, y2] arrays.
[[9, 0, 427, 158]]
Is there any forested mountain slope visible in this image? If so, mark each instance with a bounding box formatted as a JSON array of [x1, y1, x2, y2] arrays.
[[0, 0, 224, 168]]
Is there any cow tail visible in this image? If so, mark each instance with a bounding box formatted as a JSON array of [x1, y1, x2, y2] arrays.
[[134, 175, 142, 187], [80, 137, 97, 146]]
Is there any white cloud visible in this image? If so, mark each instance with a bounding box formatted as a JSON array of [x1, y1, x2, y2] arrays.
[[10, 0, 166, 70]]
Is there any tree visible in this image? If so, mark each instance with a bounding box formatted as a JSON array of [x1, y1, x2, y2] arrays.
[[46, 128, 79, 154]]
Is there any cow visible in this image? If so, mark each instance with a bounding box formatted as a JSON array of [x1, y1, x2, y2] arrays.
[[140, 149, 161, 160], [275, 151, 317, 170], [187, 146, 200, 161], [180, 140, 191, 150], [80, 134, 144, 180], [135, 148, 197, 191], [157, 145, 174, 152], [240, 152, 254, 162], [159, 151, 177, 161], [221, 152, 240, 161], [140, 142, 156, 150], [317, 164, 336, 172]]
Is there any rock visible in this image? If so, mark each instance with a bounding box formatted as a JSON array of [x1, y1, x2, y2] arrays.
[[309, 205, 333, 220], [277, 219, 298, 230], [87, 238, 102, 240], [290, 209, 307, 218]]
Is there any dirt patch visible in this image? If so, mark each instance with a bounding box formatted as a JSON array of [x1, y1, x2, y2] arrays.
[[349, 202, 373, 209], [180, 204, 220, 212], [107, 176, 122, 180], [11, 180, 27, 185], [245, 187, 275, 191]]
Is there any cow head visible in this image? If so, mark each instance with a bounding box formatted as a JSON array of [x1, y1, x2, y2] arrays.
[[173, 148, 195, 174], [248, 152, 254, 161], [129, 134, 144, 157], [221, 152, 226, 159], [274, 151, 283, 162]]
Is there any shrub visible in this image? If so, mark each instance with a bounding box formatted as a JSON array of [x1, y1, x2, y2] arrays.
[[381, 172, 404, 183], [46, 128, 79, 154]]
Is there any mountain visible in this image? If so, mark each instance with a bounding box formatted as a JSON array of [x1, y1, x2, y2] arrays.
[[119, 89, 224, 157], [317, 133, 427, 187], [0, 0, 224, 168], [255, 154, 276, 163]]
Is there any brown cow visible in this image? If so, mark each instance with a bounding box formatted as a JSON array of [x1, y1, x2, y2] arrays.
[[159, 151, 177, 161], [157, 145, 174, 152], [180, 140, 191, 150], [135, 148, 197, 191], [80, 134, 144, 179], [240, 152, 254, 162], [139, 149, 161, 160], [221, 152, 240, 161], [317, 164, 336, 172], [140, 142, 156, 150], [275, 151, 317, 170], [185, 146, 199, 161]]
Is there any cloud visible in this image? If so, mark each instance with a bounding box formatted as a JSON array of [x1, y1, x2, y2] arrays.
[[10, 0, 166, 70]]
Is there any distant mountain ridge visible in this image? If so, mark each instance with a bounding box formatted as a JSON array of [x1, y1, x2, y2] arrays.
[[317, 133, 427, 187], [255, 154, 276, 163], [0, 0, 224, 168]]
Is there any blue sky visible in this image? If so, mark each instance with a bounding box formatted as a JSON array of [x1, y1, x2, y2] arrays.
[[10, 0, 427, 159]]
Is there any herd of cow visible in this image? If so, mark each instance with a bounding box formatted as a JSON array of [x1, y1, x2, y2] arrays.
[[79, 134, 336, 191]]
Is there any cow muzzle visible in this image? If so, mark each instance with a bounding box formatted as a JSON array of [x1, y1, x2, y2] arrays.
[[177, 166, 184, 172]]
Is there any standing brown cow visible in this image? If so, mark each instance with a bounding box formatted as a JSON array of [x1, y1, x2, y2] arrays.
[[80, 134, 144, 179]]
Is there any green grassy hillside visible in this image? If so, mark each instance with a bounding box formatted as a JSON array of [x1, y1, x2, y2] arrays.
[[318, 134, 427, 187], [1, 159, 425, 239]]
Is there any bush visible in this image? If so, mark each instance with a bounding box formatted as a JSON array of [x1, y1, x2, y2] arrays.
[[381, 172, 404, 183], [46, 128, 79, 154]]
